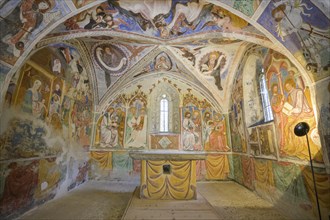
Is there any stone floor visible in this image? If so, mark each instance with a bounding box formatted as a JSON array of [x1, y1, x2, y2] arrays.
[[18, 181, 290, 220]]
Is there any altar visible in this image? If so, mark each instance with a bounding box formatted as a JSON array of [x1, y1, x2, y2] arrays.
[[129, 150, 207, 200]]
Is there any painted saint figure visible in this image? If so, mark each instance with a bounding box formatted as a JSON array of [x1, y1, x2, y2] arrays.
[[3, 0, 52, 45], [96, 46, 127, 72], [100, 108, 115, 147], [126, 108, 147, 148], [270, 73, 287, 151], [22, 79, 42, 116], [208, 114, 229, 151], [281, 77, 322, 161], [182, 111, 199, 151], [271, 1, 330, 72]]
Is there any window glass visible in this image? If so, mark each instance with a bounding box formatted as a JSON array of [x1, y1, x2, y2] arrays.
[[160, 97, 168, 132], [259, 73, 274, 122]]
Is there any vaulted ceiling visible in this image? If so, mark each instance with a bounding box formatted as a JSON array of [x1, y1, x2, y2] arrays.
[[1, 0, 329, 113]]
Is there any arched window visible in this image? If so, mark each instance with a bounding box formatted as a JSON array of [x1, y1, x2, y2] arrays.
[[160, 94, 169, 132], [259, 72, 273, 122]]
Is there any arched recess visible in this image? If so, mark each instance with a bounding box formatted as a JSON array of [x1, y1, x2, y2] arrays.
[[242, 53, 264, 127], [148, 81, 180, 134]]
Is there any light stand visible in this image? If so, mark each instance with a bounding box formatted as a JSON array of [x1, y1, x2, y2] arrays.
[[294, 122, 321, 220]]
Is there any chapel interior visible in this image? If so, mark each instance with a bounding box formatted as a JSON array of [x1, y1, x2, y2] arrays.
[[0, 0, 329, 219]]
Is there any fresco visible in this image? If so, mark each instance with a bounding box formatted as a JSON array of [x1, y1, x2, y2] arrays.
[[315, 79, 330, 160], [173, 45, 201, 66], [0, 63, 10, 92], [0, 0, 71, 65], [125, 95, 147, 149], [232, 154, 243, 184], [254, 159, 275, 196], [196, 160, 206, 181], [205, 154, 230, 180], [112, 151, 133, 175], [232, 0, 261, 17], [181, 90, 214, 151], [230, 68, 247, 153], [230, 154, 330, 219], [302, 167, 330, 216], [72, 0, 95, 9], [265, 53, 323, 162], [67, 160, 89, 191], [181, 106, 202, 151], [9, 44, 94, 146], [272, 162, 309, 205], [257, 124, 277, 157], [258, 0, 330, 81], [203, 112, 230, 152], [97, 97, 126, 148], [35, 157, 65, 201], [216, 0, 262, 17], [91, 75, 232, 183], [135, 52, 177, 77], [197, 50, 227, 91], [59, 1, 252, 39], [249, 143, 260, 156], [242, 55, 264, 126], [95, 86, 148, 149], [150, 134, 179, 150], [0, 118, 61, 160], [81, 39, 153, 99], [241, 156, 255, 190], [92, 42, 129, 88], [0, 42, 93, 218], [0, 160, 39, 219], [227, 46, 329, 219]]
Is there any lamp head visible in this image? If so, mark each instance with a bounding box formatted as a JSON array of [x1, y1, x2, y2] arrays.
[[294, 122, 310, 137]]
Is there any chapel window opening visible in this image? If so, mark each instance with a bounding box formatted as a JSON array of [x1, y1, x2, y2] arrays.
[[160, 94, 169, 132], [259, 69, 274, 122]]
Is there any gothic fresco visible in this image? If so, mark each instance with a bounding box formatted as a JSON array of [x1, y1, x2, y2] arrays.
[[71, 0, 95, 9], [93, 87, 133, 149], [181, 105, 202, 151], [0, 43, 93, 219], [0, 118, 60, 160], [95, 86, 148, 149], [57, 0, 253, 39], [214, 0, 262, 18], [92, 42, 129, 88], [0, 160, 39, 219], [265, 52, 323, 162], [197, 50, 227, 91], [0, 0, 71, 65], [135, 52, 177, 77], [79, 39, 154, 99], [230, 68, 247, 153], [0, 64, 10, 91], [257, 124, 277, 158], [227, 44, 329, 218], [0, 1, 329, 219], [315, 79, 330, 161], [258, 0, 330, 81], [125, 91, 147, 149], [203, 112, 230, 152], [92, 76, 231, 182]]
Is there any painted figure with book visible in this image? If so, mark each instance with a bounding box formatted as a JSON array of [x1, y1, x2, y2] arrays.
[[272, 72, 322, 161]]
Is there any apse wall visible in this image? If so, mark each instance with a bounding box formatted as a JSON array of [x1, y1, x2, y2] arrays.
[[90, 73, 231, 183], [0, 43, 93, 219], [229, 46, 330, 219]]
